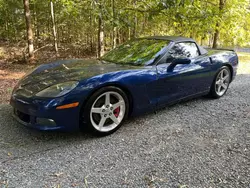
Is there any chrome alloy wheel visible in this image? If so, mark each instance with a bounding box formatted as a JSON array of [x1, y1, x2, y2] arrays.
[[215, 68, 230, 96], [90, 91, 126, 132]]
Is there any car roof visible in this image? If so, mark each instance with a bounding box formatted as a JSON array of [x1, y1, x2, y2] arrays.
[[144, 36, 195, 43]]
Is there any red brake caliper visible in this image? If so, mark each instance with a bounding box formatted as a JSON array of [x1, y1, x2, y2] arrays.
[[113, 107, 120, 117]]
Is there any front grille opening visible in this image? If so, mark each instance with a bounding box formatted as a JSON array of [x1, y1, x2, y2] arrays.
[[14, 109, 30, 123]]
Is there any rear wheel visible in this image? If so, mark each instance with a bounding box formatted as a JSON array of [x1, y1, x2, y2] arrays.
[[210, 66, 231, 98], [82, 86, 129, 136]]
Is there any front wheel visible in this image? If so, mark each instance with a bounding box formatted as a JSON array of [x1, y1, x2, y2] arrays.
[[210, 66, 231, 98], [82, 86, 129, 136]]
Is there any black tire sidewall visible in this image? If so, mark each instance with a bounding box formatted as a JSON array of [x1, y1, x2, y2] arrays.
[[82, 86, 129, 136], [210, 66, 231, 98]]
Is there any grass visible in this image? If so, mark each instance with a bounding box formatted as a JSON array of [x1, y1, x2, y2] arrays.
[[237, 52, 250, 74], [238, 52, 250, 62]]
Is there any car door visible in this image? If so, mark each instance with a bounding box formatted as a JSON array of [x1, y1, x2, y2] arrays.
[[176, 55, 213, 98], [156, 42, 212, 106]]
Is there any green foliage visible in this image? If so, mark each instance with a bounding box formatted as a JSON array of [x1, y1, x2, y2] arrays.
[[0, 0, 249, 52]]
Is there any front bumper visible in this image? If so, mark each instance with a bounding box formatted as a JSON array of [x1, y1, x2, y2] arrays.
[[10, 95, 81, 131]]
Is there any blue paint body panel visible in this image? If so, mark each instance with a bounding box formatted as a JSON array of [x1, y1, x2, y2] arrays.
[[10, 38, 239, 131]]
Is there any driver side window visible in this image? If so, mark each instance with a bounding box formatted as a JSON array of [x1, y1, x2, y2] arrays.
[[166, 42, 200, 63]]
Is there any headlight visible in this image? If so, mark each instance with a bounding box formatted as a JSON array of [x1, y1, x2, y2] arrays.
[[35, 81, 78, 97]]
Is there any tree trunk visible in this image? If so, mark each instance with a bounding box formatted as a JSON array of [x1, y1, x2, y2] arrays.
[[23, 0, 34, 63], [50, 0, 58, 54], [33, 3, 41, 47], [209, 34, 213, 47], [5, 8, 9, 40], [113, 28, 117, 49], [132, 0, 137, 38], [97, 3, 105, 58], [112, 0, 117, 49], [128, 27, 131, 40], [213, 23, 220, 48], [212, 0, 225, 48], [117, 28, 121, 45], [89, 2, 94, 52], [98, 16, 105, 57]]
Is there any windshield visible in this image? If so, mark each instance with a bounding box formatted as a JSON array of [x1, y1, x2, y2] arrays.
[[101, 39, 169, 65]]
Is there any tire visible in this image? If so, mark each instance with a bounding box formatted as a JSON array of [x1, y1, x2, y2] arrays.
[[209, 66, 231, 99], [82, 86, 129, 136]]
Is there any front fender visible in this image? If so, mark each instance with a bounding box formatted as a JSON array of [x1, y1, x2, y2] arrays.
[[76, 68, 158, 116]]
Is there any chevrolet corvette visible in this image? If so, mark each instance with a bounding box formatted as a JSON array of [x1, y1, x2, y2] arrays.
[[10, 36, 238, 135]]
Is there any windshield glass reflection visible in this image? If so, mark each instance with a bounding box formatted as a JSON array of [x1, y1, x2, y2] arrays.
[[101, 39, 169, 65]]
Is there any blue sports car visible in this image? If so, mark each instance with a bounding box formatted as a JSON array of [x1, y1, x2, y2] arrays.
[[11, 36, 238, 135]]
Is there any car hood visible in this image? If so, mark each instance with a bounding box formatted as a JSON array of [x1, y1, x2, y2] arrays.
[[13, 59, 140, 98]]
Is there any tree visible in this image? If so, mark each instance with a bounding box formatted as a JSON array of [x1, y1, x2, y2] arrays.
[[0, 0, 249, 63], [50, 0, 58, 54], [112, 0, 117, 49], [213, 0, 226, 48], [97, 0, 105, 57], [23, 0, 34, 62]]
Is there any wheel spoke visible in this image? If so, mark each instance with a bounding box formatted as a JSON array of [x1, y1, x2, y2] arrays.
[[98, 116, 107, 129], [222, 70, 225, 79], [218, 85, 222, 93], [105, 93, 110, 106], [110, 114, 119, 124], [91, 108, 103, 114], [222, 75, 229, 81], [216, 80, 220, 85], [112, 101, 125, 109], [221, 83, 228, 89]]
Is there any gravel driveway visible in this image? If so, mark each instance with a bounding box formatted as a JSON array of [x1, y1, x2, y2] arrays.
[[0, 74, 249, 188]]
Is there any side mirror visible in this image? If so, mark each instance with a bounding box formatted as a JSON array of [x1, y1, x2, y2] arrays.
[[167, 57, 191, 72]]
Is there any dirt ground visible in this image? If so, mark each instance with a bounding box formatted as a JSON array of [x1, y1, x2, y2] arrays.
[[0, 43, 93, 104]]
